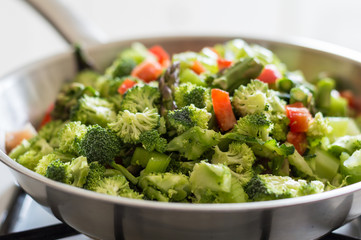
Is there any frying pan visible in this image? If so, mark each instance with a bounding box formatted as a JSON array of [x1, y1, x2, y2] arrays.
[[1, 1, 361, 239]]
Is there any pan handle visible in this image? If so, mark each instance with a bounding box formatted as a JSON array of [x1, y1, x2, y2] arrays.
[[24, 0, 108, 47]]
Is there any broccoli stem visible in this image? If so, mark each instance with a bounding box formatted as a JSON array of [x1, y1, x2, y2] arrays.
[[277, 78, 294, 93], [141, 186, 169, 202], [286, 144, 314, 177], [316, 78, 335, 110], [143, 157, 171, 174], [290, 86, 311, 106], [179, 68, 206, 86], [131, 147, 169, 167], [328, 93, 348, 117], [109, 162, 138, 185], [313, 148, 339, 181]]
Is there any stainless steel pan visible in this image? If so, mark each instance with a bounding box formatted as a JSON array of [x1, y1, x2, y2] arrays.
[[2, 1, 361, 239]]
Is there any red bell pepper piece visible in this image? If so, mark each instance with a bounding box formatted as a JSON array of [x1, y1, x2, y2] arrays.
[[118, 79, 137, 95], [191, 60, 206, 75], [285, 102, 312, 133], [257, 64, 282, 84], [131, 60, 163, 83], [287, 131, 308, 155], [217, 58, 233, 70], [211, 88, 237, 131], [148, 45, 170, 68]]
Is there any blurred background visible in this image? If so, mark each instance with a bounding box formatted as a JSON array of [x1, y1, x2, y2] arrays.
[[1, 0, 361, 77], [0, 0, 361, 230]]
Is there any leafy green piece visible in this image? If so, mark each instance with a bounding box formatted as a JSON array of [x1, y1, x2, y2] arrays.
[[167, 126, 221, 160]]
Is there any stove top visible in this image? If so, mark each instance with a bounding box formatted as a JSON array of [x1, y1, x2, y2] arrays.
[[0, 187, 360, 240], [0, 188, 88, 240]]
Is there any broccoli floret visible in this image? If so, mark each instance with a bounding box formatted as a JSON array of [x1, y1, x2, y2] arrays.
[[78, 125, 138, 185], [79, 125, 121, 164], [233, 113, 273, 142], [211, 142, 256, 185], [189, 161, 248, 203], [328, 135, 361, 156], [7, 139, 32, 160], [222, 39, 253, 61], [299, 180, 326, 196], [233, 80, 268, 115], [119, 42, 156, 64], [158, 116, 167, 135], [45, 159, 68, 183], [58, 121, 87, 155], [224, 132, 294, 158], [109, 108, 160, 144], [173, 83, 212, 111], [70, 95, 116, 127], [37, 120, 66, 148], [94, 175, 143, 199], [51, 82, 98, 120], [166, 159, 196, 175], [215, 176, 248, 203], [245, 174, 324, 201], [251, 44, 286, 71], [262, 139, 295, 157], [10, 137, 53, 171], [96, 75, 123, 97], [139, 130, 167, 153], [167, 104, 211, 134], [307, 112, 333, 138], [341, 149, 361, 184], [35, 151, 74, 176], [232, 80, 286, 117], [252, 140, 294, 176], [224, 133, 295, 176], [190, 161, 231, 196], [95, 76, 140, 111], [254, 140, 294, 176], [269, 113, 289, 142], [44, 156, 90, 187], [35, 154, 59, 176], [172, 51, 218, 75], [120, 85, 160, 113], [167, 126, 221, 160], [83, 161, 106, 191], [73, 70, 100, 89], [138, 172, 190, 202], [68, 156, 90, 187], [105, 58, 137, 79]]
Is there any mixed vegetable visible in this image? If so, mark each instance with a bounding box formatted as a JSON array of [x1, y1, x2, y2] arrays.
[[7, 39, 361, 203]]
